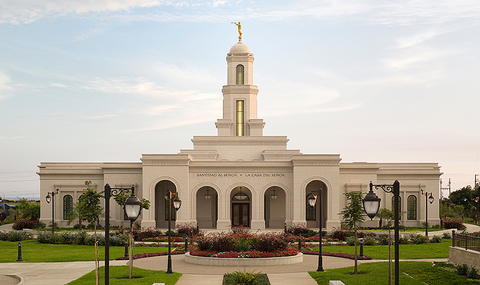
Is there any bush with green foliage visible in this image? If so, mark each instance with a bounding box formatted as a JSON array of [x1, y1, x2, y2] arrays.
[[443, 217, 464, 230], [442, 232, 452, 239], [467, 266, 478, 279], [456, 263, 469, 275], [429, 235, 442, 243], [377, 234, 390, 245], [0, 230, 33, 241], [223, 271, 268, 285], [399, 236, 410, 244], [410, 234, 429, 244], [12, 219, 37, 230]]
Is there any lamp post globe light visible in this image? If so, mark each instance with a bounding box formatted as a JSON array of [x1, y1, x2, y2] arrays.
[[165, 191, 181, 274], [45, 189, 59, 234], [421, 189, 434, 237], [124, 192, 142, 279], [363, 181, 400, 285], [307, 191, 324, 272]]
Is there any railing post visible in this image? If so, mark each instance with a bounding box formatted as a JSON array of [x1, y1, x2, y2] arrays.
[[452, 230, 455, 247], [16, 242, 24, 262]]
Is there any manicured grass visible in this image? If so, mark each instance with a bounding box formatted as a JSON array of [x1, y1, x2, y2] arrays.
[[66, 266, 181, 285], [0, 240, 169, 263], [315, 241, 451, 259], [361, 227, 445, 233], [309, 262, 480, 285]]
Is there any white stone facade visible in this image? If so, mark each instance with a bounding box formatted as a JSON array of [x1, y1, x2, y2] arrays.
[[37, 40, 442, 230]]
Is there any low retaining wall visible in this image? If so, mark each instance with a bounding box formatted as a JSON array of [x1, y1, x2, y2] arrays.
[[184, 252, 303, 266], [449, 246, 480, 270]]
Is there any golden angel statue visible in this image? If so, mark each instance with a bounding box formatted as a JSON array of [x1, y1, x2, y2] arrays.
[[231, 22, 242, 40]]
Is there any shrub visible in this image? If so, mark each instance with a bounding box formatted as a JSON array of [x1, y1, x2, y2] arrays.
[[331, 228, 352, 241], [442, 232, 452, 239], [12, 219, 36, 230], [377, 234, 390, 245], [109, 232, 129, 246], [37, 231, 61, 244], [176, 222, 200, 237], [286, 223, 309, 236], [429, 235, 442, 243], [456, 264, 469, 275], [399, 236, 410, 244], [134, 227, 161, 241], [443, 218, 464, 230], [0, 230, 33, 241], [468, 266, 478, 279], [196, 232, 234, 252], [255, 232, 287, 252], [362, 235, 376, 246], [410, 234, 429, 244], [223, 270, 267, 285], [84, 234, 105, 246], [232, 237, 256, 252]]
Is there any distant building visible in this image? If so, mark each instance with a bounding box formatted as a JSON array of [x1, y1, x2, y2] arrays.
[[38, 38, 441, 230]]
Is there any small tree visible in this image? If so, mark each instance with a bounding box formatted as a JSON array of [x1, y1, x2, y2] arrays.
[[340, 191, 366, 275], [66, 202, 85, 230], [78, 181, 103, 227], [16, 198, 40, 220], [113, 192, 151, 217], [377, 208, 394, 228]]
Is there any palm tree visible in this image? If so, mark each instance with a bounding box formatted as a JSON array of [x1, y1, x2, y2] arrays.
[[67, 202, 85, 230]]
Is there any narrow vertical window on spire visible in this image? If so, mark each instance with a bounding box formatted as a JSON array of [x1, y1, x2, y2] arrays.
[[236, 64, 244, 85], [236, 100, 244, 136]]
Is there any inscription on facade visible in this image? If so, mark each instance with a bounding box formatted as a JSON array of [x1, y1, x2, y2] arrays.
[[196, 173, 285, 178]]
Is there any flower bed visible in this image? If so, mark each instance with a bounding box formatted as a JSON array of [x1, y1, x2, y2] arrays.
[[190, 248, 299, 258], [302, 250, 372, 260], [185, 252, 303, 266]]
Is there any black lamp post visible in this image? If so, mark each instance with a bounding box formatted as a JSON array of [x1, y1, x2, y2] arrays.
[[124, 192, 142, 279], [363, 180, 400, 285], [45, 189, 59, 234], [104, 184, 135, 285], [307, 190, 324, 272], [421, 189, 434, 237], [165, 191, 181, 274]]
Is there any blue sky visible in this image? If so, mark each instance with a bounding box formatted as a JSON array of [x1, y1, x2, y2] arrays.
[[1, 0, 479, 200]]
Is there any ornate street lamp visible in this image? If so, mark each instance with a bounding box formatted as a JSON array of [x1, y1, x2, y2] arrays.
[[421, 189, 434, 236], [307, 190, 324, 272], [165, 191, 181, 274], [45, 189, 59, 234], [124, 192, 142, 279], [363, 181, 400, 285], [104, 184, 135, 285]]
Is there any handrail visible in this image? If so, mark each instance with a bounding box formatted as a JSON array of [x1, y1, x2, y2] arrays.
[[452, 230, 480, 253]]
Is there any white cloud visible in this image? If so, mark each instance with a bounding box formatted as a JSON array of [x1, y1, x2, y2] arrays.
[[0, 72, 12, 100], [74, 28, 109, 41], [395, 28, 449, 49], [50, 83, 67, 88], [0, 0, 164, 24]]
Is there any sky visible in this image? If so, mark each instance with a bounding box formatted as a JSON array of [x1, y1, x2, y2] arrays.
[[0, 0, 479, 200]]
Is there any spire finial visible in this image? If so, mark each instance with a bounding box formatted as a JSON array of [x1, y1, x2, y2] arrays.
[[231, 22, 242, 41]]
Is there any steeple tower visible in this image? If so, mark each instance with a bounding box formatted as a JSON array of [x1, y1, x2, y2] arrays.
[[215, 38, 265, 136]]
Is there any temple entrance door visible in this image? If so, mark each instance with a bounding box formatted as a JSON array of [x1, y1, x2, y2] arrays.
[[232, 203, 250, 227]]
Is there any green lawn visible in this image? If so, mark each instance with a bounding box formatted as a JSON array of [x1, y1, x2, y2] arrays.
[[315, 241, 451, 259], [66, 266, 181, 285], [309, 262, 480, 285], [0, 240, 169, 263]]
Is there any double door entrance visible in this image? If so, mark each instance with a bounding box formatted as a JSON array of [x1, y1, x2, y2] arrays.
[[232, 203, 250, 227]]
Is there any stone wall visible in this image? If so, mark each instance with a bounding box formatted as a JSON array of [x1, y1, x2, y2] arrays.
[[449, 246, 480, 270]]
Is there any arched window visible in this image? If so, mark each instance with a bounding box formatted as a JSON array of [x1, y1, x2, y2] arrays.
[[63, 195, 73, 220], [392, 196, 402, 220], [407, 195, 417, 220], [236, 64, 244, 85]]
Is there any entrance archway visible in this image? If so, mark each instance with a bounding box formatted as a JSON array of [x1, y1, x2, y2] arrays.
[[196, 186, 218, 229], [231, 186, 251, 227], [306, 180, 327, 229], [264, 186, 286, 228], [155, 180, 177, 228]]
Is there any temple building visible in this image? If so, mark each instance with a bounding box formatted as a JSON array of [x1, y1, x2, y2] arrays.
[[37, 35, 442, 230]]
